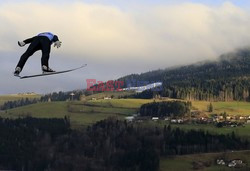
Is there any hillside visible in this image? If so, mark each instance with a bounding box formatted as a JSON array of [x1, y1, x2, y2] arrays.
[[119, 48, 250, 101], [0, 99, 153, 127], [1, 99, 250, 138]]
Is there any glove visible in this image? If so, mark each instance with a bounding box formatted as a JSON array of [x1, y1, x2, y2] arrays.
[[54, 41, 62, 48], [18, 41, 25, 47]]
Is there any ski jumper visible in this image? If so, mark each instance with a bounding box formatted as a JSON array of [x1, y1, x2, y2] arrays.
[[16, 32, 59, 70]]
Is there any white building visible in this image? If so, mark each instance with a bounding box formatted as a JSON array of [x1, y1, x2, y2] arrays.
[[125, 116, 135, 122], [217, 159, 225, 165], [171, 119, 177, 123], [152, 117, 159, 121]]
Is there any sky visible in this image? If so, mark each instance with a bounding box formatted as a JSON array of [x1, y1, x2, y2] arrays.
[[0, 0, 250, 94]]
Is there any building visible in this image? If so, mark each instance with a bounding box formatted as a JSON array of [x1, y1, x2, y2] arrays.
[[177, 119, 184, 123], [171, 119, 177, 123], [217, 159, 225, 165], [125, 116, 135, 122], [228, 159, 243, 168], [152, 117, 159, 121]]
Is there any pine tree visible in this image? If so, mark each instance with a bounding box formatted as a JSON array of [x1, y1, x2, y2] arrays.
[[207, 102, 213, 112]]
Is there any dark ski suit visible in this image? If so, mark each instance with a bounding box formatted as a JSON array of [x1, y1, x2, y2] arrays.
[[16, 32, 59, 70]]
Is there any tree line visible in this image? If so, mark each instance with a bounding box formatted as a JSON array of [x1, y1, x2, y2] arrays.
[[40, 90, 83, 101], [0, 91, 84, 110], [0, 98, 39, 110], [0, 117, 248, 171], [140, 101, 191, 117]]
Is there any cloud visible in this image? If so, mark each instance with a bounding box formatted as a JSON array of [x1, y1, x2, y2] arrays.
[[0, 2, 149, 61], [141, 2, 250, 64], [1, 2, 250, 63], [0, 1, 250, 94]]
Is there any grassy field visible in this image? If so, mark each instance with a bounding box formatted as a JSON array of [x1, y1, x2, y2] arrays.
[[0, 101, 124, 127], [0, 98, 165, 127], [0, 99, 147, 127], [83, 91, 135, 100], [86, 99, 156, 108], [192, 101, 250, 115], [1, 98, 250, 127], [140, 120, 250, 139], [89, 99, 250, 116], [0, 94, 41, 105], [70, 103, 136, 115], [173, 123, 250, 139], [160, 150, 250, 171]]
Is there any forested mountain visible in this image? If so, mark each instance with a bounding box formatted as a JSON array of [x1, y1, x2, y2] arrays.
[[119, 48, 250, 101]]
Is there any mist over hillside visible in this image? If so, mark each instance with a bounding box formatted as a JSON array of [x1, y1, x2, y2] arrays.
[[119, 47, 250, 101]]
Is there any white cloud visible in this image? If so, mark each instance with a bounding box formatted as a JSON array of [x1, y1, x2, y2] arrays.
[[1, 2, 250, 63], [0, 2, 149, 61]]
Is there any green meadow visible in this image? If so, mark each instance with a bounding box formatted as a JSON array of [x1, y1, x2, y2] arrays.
[[1, 98, 250, 137], [192, 101, 250, 115], [86, 98, 155, 108], [0, 99, 150, 127], [1, 98, 250, 128], [141, 120, 250, 139], [0, 98, 168, 127], [84, 91, 135, 100]]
